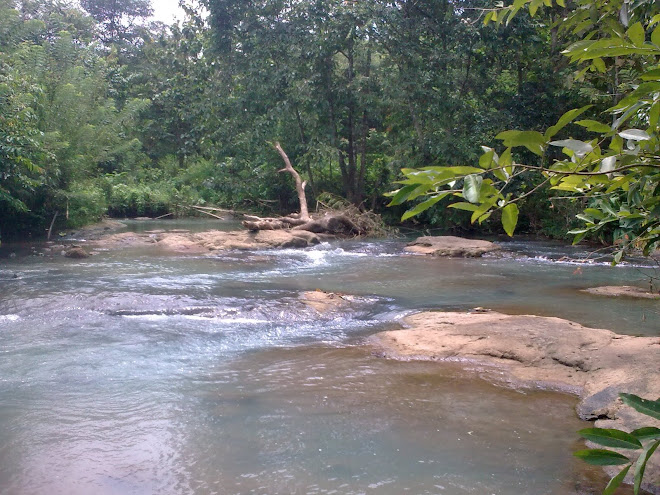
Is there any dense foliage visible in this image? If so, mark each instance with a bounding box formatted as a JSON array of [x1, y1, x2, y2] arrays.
[[1, 0, 655, 252], [392, 0, 660, 258]]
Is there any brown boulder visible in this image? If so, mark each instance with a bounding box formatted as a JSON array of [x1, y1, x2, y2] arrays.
[[405, 236, 500, 257]]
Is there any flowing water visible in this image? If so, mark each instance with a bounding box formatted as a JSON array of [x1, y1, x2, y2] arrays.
[[0, 220, 658, 495]]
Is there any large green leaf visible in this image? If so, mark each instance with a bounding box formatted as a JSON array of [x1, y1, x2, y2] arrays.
[[626, 22, 645, 47], [574, 449, 631, 465], [448, 202, 479, 212], [544, 105, 592, 140], [634, 440, 660, 494], [401, 192, 452, 221], [496, 130, 546, 156], [578, 428, 643, 450], [603, 465, 631, 495], [631, 427, 660, 441], [501, 203, 519, 237], [621, 394, 660, 420], [387, 184, 420, 206], [575, 119, 612, 133], [462, 174, 483, 204]]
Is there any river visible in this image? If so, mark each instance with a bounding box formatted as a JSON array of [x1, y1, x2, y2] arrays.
[[0, 220, 657, 494]]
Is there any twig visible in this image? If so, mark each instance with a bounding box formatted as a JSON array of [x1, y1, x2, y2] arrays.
[[188, 206, 225, 220]]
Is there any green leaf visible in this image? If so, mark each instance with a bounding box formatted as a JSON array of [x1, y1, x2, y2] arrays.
[[620, 394, 660, 420], [463, 174, 483, 204], [591, 57, 606, 73], [544, 105, 592, 140], [631, 427, 660, 441], [641, 68, 660, 81], [575, 120, 612, 133], [448, 202, 479, 212], [471, 196, 499, 224], [569, 229, 589, 244], [529, 0, 543, 17], [653, 25, 660, 47], [574, 449, 631, 466], [650, 102, 660, 127], [501, 203, 519, 237], [634, 440, 659, 494], [584, 208, 605, 220], [387, 184, 420, 206], [496, 130, 546, 156], [619, 129, 651, 141], [577, 428, 643, 450], [626, 22, 645, 47], [445, 166, 488, 175], [479, 148, 495, 169], [549, 139, 593, 156], [401, 192, 452, 221], [603, 465, 631, 495]]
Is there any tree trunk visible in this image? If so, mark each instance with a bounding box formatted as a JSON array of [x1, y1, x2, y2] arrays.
[[273, 142, 309, 221]]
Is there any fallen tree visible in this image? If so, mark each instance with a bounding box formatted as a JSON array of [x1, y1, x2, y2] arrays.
[[241, 143, 387, 237]]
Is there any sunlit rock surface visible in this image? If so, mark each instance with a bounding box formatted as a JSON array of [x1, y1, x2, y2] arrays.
[[583, 285, 660, 300], [405, 236, 500, 257], [92, 229, 321, 252]]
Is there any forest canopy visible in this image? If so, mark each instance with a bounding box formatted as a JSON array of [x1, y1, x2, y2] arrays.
[[1, 0, 657, 256]]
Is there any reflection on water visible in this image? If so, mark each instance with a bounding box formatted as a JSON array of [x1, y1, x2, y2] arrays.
[[0, 222, 656, 494]]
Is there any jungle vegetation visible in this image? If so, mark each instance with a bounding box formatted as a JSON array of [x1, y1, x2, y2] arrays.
[[0, 0, 657, 258]]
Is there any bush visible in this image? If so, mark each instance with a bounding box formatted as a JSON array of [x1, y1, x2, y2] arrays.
[[66, 181, 108, 228]]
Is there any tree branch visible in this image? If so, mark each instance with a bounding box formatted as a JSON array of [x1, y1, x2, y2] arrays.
[[274, 141, 310, 221]]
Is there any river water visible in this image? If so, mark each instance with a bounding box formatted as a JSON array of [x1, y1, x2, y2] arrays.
[[0, 220, 657, 495]]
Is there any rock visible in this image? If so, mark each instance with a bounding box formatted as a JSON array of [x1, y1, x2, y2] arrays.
[[368, 311, 660, 493], [583, 285, 660, 300], [300, 291, 351, 313], [65, 247, 90, 259], [92, 228, 321, 253], [405, 236, 500, 257]]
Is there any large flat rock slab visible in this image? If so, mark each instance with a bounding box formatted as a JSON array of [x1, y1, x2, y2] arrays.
[[92, 229, 321, 253], [583, 285, 660, 300], [369, 311, 660, 493], [405, 236, 500, 257]]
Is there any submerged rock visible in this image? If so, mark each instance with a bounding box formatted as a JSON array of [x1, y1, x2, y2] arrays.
[[583, 285, 660, 300], [300, 291, 352, 313], [369, 311, 660, 493], [64, 247, 90, 259], [405, 236, 500, 257]]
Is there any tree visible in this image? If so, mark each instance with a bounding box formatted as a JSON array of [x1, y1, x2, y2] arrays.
[[79, 0, 152, 45], [391, 0, 660, 259]]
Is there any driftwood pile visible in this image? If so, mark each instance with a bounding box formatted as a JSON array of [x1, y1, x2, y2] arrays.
[[241, 142, 386, 237]]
